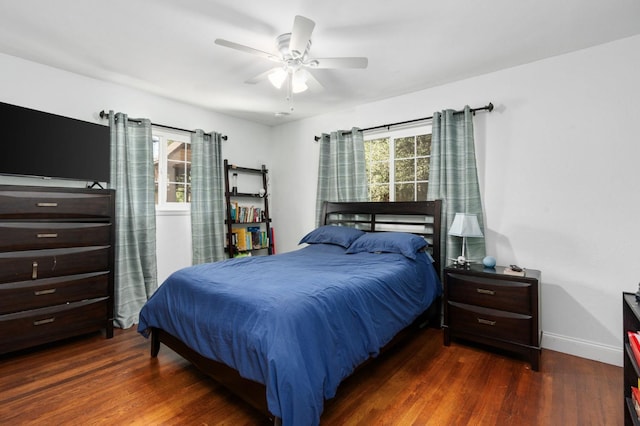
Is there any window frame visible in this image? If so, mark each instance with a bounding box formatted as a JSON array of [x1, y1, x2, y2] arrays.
[[153, 127, 192, 212], [364, 124, 432, 202]]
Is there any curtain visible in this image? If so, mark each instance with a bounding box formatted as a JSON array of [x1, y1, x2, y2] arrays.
[[315, 127, 368, 227], [190, 130, 225, 264], [108, 112, 158, 329], [427, 106, 486, 269]]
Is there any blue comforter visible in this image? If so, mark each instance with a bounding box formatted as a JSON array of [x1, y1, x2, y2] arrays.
[[138, 243, 441, 426]]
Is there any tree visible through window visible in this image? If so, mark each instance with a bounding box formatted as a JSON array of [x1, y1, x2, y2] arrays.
[[364, 127, 431, 202], [153, 129, 191, 209]]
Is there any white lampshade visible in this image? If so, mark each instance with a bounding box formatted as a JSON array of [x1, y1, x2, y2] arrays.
[[268, 68, 287, 89], [448, 213, 483, 237], [268, 68, 309, 93], [291, 71, 308, 93]]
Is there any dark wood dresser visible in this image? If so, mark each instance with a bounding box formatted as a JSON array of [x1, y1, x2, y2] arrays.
[[0, 185, 115, 354], [443, 264, 542, 370]]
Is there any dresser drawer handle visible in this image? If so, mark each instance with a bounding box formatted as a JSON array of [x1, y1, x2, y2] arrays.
[[477, 318, 496, 326], [477, 288, 495, 295], [33, 318, 55, 326], [36, 202, 58, 207], [37, 233, 58, 238], [32, 261, 38, 279], [34, 289, 56, 296]]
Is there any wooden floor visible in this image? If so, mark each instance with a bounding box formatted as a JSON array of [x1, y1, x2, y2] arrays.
[[0, 326, 621, 425]]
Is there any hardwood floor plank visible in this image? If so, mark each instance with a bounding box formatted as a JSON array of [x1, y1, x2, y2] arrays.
[[0, 326, 621, 425]]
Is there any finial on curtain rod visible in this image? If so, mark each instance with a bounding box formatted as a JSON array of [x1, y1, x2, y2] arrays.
[[99, 110, 228, 141]]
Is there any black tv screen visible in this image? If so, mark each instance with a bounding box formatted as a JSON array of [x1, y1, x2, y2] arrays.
[[0, 101, 110, 183]]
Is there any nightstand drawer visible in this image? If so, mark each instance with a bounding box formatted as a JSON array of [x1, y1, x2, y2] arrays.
[[447, 272, 531, 314], [448, 301, 532, 345]]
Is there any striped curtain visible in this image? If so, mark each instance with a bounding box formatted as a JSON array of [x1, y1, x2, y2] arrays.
[[427, 106, 486, 269], [190, 130, 225, 264], [108, 112, 158, 329], [315, 128, 368, 227]]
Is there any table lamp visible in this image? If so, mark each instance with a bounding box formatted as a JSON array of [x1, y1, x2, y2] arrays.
[[448, 213, 483, 266]]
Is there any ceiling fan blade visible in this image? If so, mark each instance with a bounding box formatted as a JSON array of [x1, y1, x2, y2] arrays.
[[215, 39, 280, 62], [244, 68, 278, 85], [310, 57, 369, 69], [300, 69, 323, 91], [289, 15, 315, 58]]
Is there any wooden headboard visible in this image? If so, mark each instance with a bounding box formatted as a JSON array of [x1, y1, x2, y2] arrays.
[[320, 200, 442, 275]]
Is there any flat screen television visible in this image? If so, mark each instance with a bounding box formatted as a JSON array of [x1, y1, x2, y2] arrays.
[[0, 101, 110, 183]]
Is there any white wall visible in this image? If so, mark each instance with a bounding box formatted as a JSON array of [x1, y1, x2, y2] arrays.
[[0, 52, 274, 284], [270, 35, 640, 366]]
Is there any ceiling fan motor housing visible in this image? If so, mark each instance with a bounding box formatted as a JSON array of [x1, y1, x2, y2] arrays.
[[276, 33, 311, 62]]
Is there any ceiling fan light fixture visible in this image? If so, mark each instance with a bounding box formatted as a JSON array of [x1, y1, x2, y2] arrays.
[[292, 72, 308, 93], [268, 68, 288, 89]]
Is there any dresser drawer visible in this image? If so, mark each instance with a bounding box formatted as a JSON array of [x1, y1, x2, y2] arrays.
[[0, 271, 109, 314], [0, 298, 108, 354], [0, 246, 110, 283], [447, 272, 532, 314], [0, 223, 111, 251], [448, 301, 532, 345], [0, 189, 112, 219]]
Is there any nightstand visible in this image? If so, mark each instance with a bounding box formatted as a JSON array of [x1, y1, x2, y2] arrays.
[[443, 264, 542, 371]]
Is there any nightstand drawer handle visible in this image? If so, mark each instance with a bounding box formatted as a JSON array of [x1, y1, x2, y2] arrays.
[[37, 233, 58, 238], [36, 202, 58, 207], [34, 289, 56, 296], [33, 317, 55, 326], [477, 318, 496, 326], [477, 288, 495, 295]]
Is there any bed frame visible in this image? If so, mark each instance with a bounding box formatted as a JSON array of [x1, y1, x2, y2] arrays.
[[149, 200, 442, 424]]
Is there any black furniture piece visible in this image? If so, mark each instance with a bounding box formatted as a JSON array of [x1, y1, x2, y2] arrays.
[[623, 292, 640, 425], [443, 264, 541, 371], [0, 185, 115, 354], [223, 159, 272, 258]]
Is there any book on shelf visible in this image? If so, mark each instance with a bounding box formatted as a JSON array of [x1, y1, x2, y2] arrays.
[[628, 331, 640, 366], [632, 386, 640, 418], [233, 205, 264, 223], [271, 228, 276, 254], [235, 228, 248, 251], [230, 201, 238, 221], [233, 227, 270, 253]]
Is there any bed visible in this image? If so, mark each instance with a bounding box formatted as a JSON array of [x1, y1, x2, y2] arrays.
[[138, 200, 442, 426]]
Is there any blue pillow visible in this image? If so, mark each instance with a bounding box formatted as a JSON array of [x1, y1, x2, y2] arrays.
[[299, 225, 365, 248], [345, 232, 428, 259]]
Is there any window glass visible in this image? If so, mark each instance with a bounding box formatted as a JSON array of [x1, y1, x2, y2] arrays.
[[364, 126, 431, 202], [153, 129, 191, 210]]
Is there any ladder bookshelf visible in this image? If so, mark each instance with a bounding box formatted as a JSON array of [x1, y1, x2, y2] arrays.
[[224, 159, 273, 258]]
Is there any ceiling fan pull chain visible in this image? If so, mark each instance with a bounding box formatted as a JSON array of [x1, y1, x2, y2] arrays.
[[286, 71, 293, 102]]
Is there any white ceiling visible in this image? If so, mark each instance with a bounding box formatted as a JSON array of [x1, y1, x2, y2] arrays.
[[1, 0, 639, 126]]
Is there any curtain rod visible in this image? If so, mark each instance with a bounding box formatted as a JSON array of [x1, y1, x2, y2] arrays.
[[99, 110, 228, 141], [313, 102, 493, 142]]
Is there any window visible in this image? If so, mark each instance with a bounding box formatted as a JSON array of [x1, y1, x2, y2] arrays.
[[364, 126, 432, 202], [153, 128, 191, 209]]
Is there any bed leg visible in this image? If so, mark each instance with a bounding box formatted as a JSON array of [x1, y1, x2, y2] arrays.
[[151, 328, 160, 357], [273, 417, 282, 426]]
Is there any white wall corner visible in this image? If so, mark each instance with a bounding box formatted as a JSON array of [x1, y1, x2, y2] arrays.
[[542, 332, 622, 367]]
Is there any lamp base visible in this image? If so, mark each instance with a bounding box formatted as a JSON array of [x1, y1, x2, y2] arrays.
[[452, 255, 471, 268]]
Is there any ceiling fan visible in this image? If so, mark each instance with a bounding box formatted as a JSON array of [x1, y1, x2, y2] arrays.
[[214, 15, 368, 104]]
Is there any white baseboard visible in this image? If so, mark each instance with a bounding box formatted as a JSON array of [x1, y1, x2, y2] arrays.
[[542, 332, 622, 367]]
